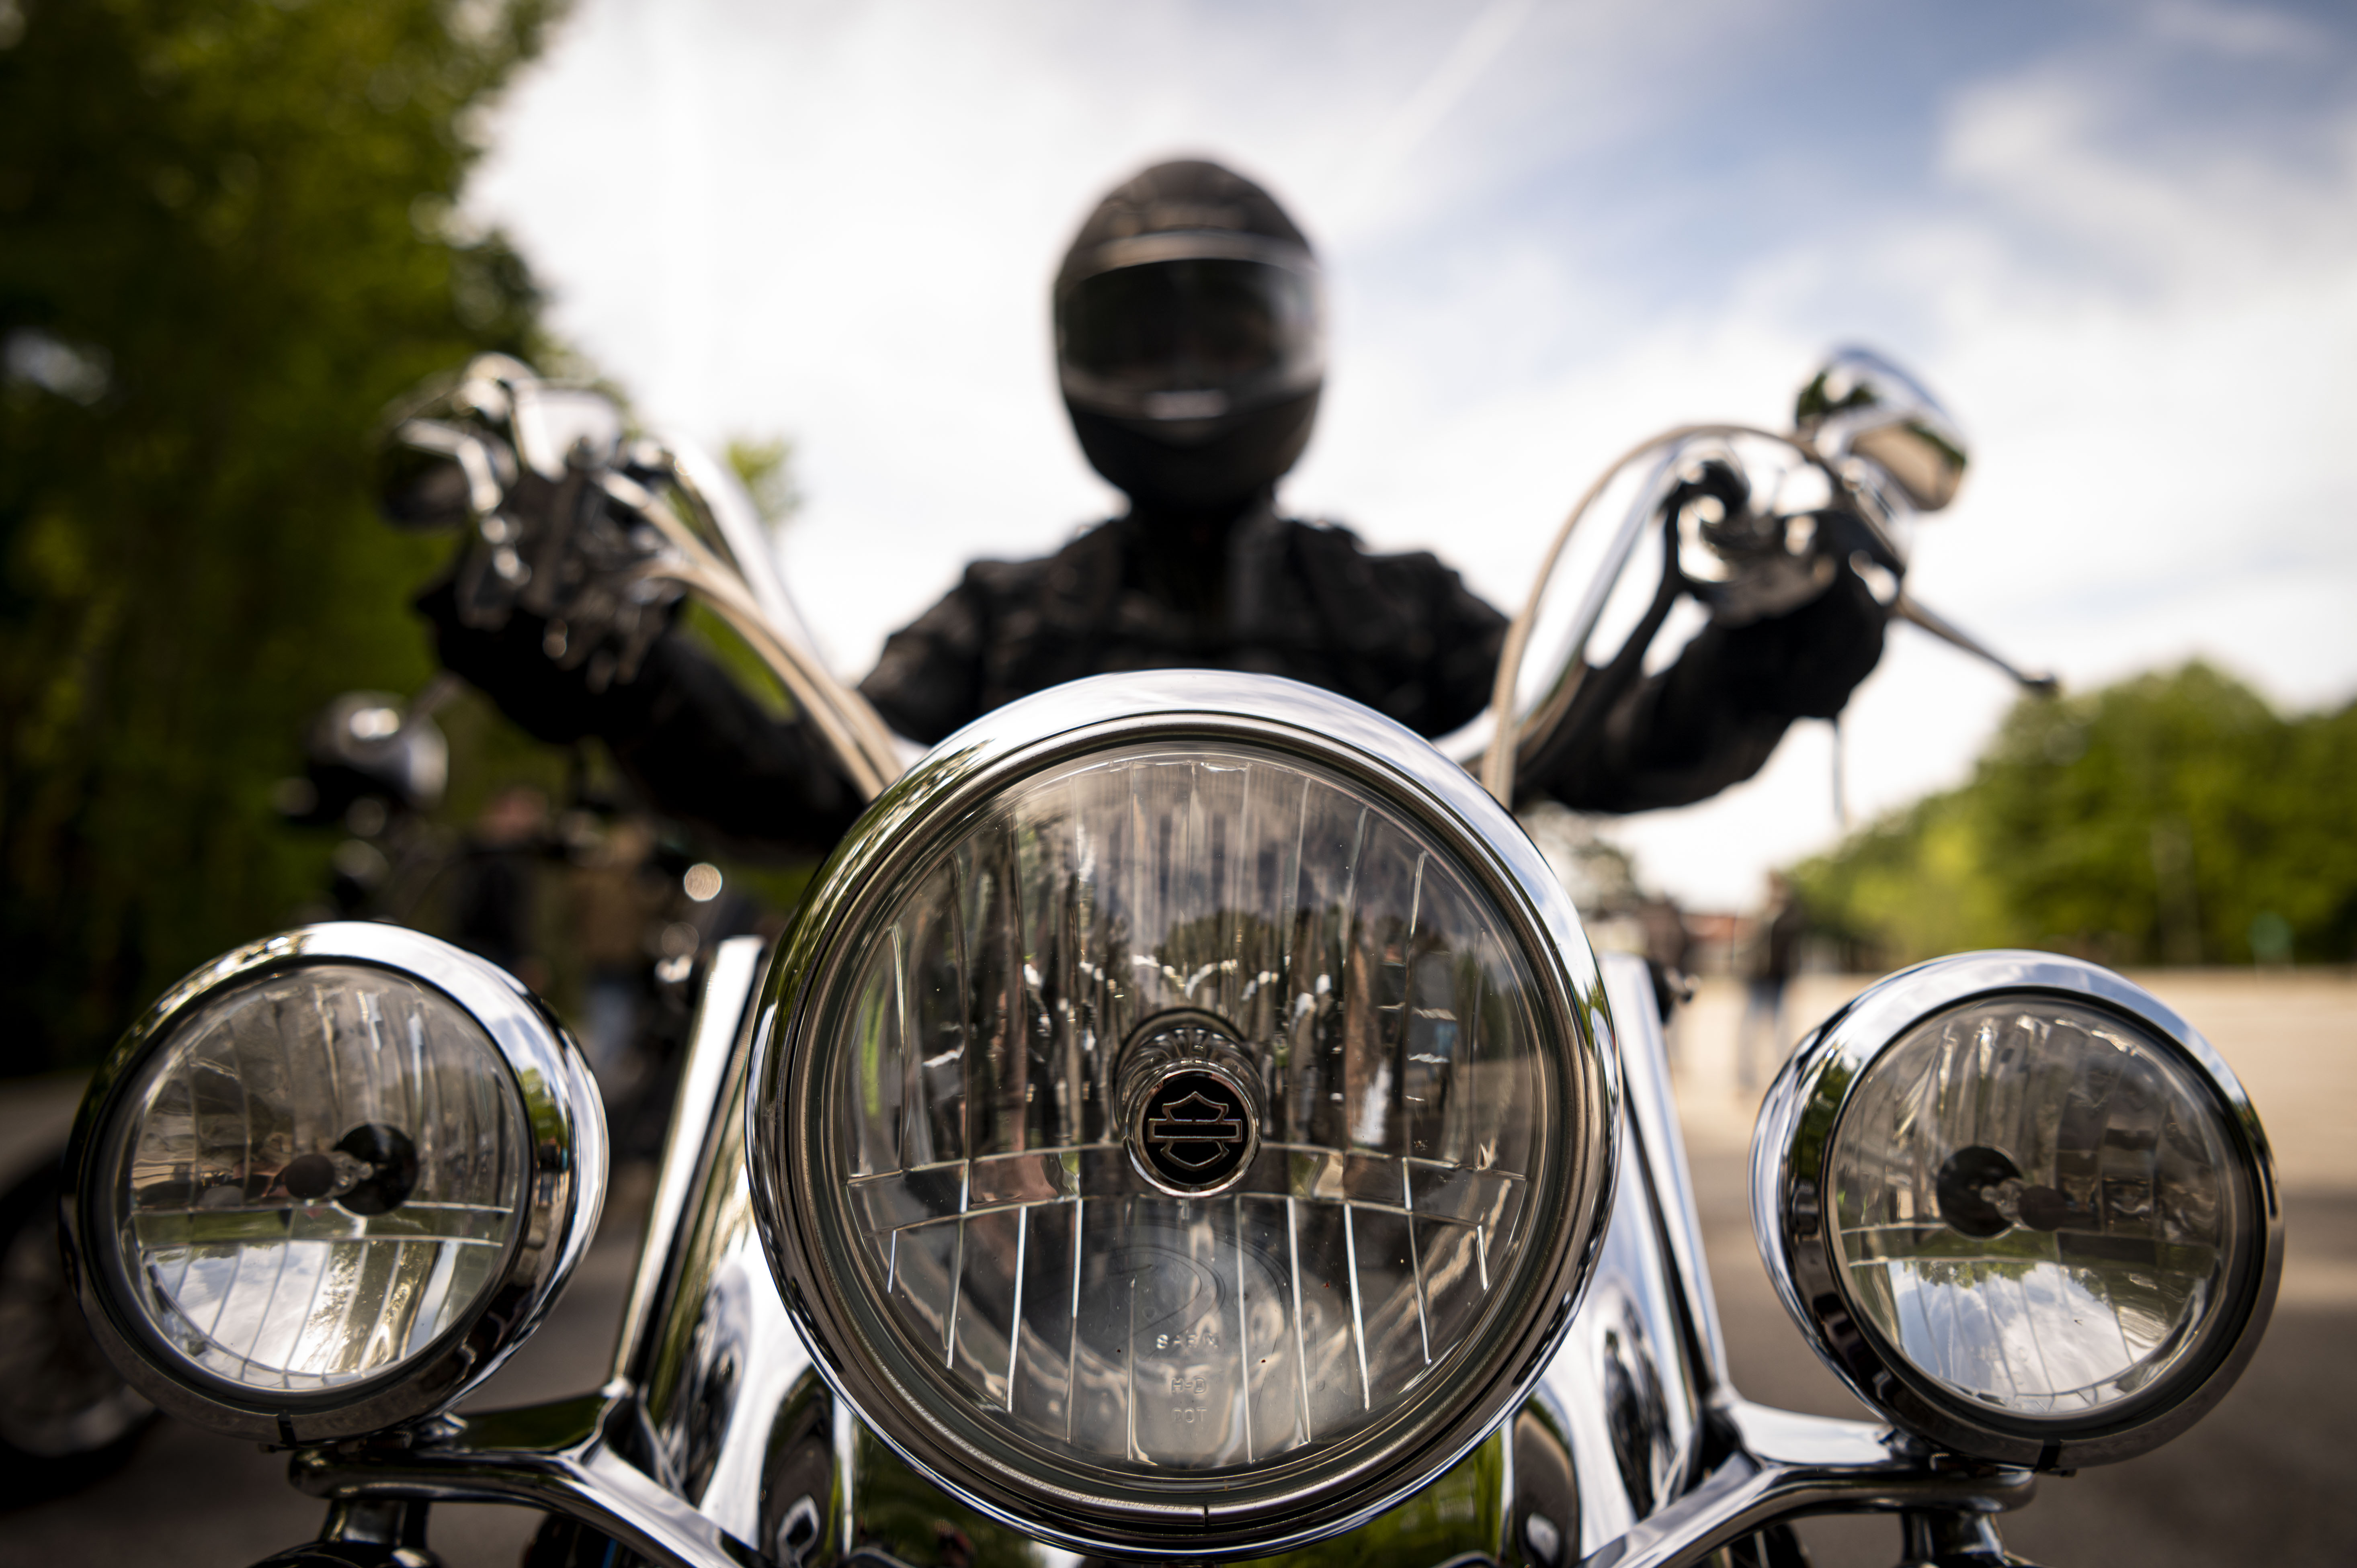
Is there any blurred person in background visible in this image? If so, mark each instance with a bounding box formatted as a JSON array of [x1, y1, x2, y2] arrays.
[[569, 817, 667, 1085], [422, 160, 1891, 854], [1638, 892, 1693, 1063], [451, 784, 549, 992], [1735, 872, 1805, 1093]]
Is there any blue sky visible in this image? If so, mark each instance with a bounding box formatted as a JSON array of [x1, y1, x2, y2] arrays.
[[469, 0, 2357, 904]]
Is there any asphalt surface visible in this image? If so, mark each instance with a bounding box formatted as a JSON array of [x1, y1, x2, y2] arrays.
[[2, 969, 2349, 1566]]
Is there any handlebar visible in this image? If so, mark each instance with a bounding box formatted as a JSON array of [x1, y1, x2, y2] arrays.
[[388, 354, 2051, 820], [381, 358, 906, 803], [1475, 410, 2054, 808]]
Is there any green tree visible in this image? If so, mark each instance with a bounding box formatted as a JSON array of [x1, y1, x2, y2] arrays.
[[0, 0, 565, 1072], [1793, 663, 2357, 968], [725, 434, 802, 528], [1788, 789, 2011, 968]]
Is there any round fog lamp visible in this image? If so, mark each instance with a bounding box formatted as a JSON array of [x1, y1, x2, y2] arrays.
[[1755, 952, 2278, 1467], [105, 964, 523, 1394], [66, 925, 604, 1443]]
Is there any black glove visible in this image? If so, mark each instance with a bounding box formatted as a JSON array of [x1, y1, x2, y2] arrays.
[[416, 577, 867, 859], [1525, 559, 1888, 814], [1707, 557, 1888, 722]]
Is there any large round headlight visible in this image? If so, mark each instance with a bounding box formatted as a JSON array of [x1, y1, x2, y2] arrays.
[[1754, 952, 2279, 1468], [750, 673, 1616, 1557], [63, 924, 605, 1443]]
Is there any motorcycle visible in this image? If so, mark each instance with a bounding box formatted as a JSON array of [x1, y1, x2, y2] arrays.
[[54, 353, 2281, 1568]]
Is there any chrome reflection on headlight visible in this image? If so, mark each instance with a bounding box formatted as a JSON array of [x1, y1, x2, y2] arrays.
[[749, 673, 1616, 1557], [62, 924, 605, 1443], [1754, 952, 2278, 1468]]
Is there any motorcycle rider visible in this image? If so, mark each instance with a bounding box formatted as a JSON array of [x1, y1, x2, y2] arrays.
[[419, 160, 1887, 853]]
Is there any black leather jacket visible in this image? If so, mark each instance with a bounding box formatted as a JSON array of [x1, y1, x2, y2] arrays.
[[864, 509, 1504, 744]]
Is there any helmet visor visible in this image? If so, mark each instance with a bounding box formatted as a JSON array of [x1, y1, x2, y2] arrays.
[[1058, 246, 1322, 423]]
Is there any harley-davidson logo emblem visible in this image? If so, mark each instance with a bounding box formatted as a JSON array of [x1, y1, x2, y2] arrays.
[[1138, 1071, 1254, 1189]]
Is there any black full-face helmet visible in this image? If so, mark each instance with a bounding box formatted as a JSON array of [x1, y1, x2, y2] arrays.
[[1054, 160, 1325, 512]]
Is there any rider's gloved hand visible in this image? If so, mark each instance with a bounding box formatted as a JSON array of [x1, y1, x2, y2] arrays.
[[1713, 557, 1888, 721], [1530, 558, 1888, 813], [415, 576, 867, 857], [416, 576, 619, 746]]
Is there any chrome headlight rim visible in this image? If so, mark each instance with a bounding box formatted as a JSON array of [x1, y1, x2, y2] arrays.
[[61, 922, 607, 1445], [748, 672, 1618, 1557], [1753, 950, 2280, 1468]]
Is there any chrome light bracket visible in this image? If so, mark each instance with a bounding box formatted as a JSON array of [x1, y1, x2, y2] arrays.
[[61, 922, 608, 1445], [1751, 950, 2280, 1468], [746, 670, 1620, 1558]]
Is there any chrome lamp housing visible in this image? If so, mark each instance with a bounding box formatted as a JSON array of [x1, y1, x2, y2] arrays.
[[1753, 951, 2279, 1470], [61, 923, 607, 1445], [747, 671, 1619, 1558]]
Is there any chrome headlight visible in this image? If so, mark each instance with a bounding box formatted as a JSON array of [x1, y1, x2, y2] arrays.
[[749, 673, 1616, 1556], [1754, 952, 2278, 1468], [62, 924, 605, 1443]]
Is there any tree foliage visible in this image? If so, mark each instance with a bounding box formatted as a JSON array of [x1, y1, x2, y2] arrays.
[[0, 0, 564, 1071], [1793, 662, 2357, 968]]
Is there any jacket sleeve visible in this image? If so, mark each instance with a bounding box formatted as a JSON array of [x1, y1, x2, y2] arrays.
[[1422, 553, 1511, 737], [858, 567, 992, 746], [1292, 524, 1508, 738], [1524, 562, 1888, 813], [416, 578, 867, 859]]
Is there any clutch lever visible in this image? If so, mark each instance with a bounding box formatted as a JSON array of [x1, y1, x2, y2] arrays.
[[1891, 593, 2059, 696]]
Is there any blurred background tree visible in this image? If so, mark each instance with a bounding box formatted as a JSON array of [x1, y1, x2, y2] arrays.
[[1794, 662, 2357, 970], [0, 0, 566, 1074], [725, 435, 802, 531]]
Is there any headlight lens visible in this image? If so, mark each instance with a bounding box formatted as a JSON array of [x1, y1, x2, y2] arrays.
[[1755, 953, 2278, 1467], [1831, 998, 2234, 1420], [66, 925, 605, 1443], [839, 743, 1547, 1466], [103, 964, 527, 1394], [753, 676, 1615, 1556]]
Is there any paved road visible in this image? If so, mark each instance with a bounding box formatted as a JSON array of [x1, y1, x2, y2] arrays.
[[2, 968, 2348, 1564]]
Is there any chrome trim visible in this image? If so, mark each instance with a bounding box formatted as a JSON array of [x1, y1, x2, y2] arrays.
[[609, 935, 765, 1380], [291, 1380, 1519, 1568], [1545, 448, 1682, 696], [625, 949, 811, 1546], [659, 440, 826, 670], [287, 1388, 2034, 1568], [59, 922, 607, 1445], [1597, 954, 1728, 1395], [1535, 1106, 1701, 1550], [1793, 346, 1968, 513], [746, 670, 1619, 1558], [1586, 1401, 2035, 1568], [1750, 950, 2282, 1468], [289, 1392, 752, 1568]]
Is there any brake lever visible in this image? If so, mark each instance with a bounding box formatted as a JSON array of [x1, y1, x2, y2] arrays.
[[1892, 594, 2060, 696]]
